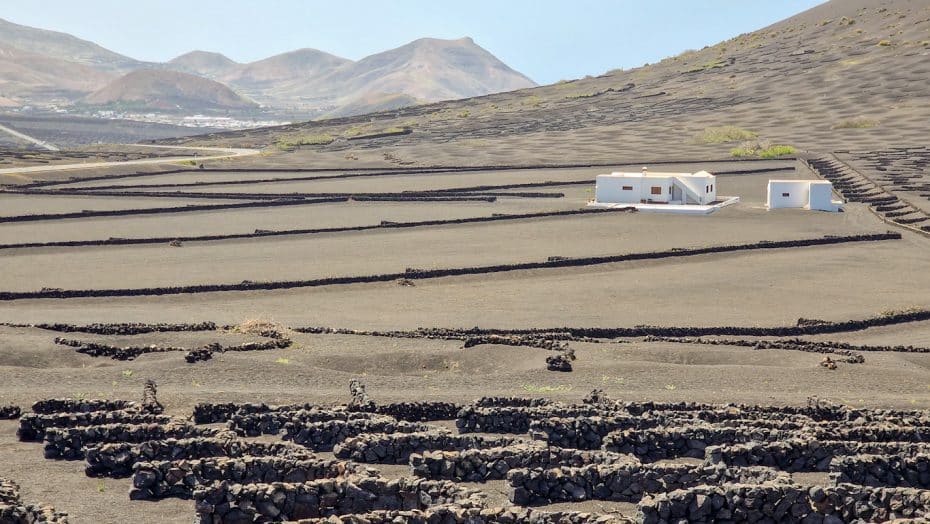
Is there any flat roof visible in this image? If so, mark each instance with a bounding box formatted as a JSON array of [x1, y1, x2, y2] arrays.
[[598, 171, 714, 178], [768, 179, 832, 184]]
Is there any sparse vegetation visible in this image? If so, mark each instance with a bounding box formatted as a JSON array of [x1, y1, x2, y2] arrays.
[[694, 126, 758, 144], [521, 384, 573, 393], [456, 110, 470, 118], [121, 370, 133, 378], [522, 95, 542, 108], [833, 118, 879, 129], [274, 133, 334, 150], [275, 357, 290, 365], [880, 306, 923, 317], [877, 39, 894, 47], [731, 141, 796, 158]]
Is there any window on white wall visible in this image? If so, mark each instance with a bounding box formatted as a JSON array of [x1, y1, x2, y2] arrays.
[[782, 192, 790, 197], [622, 185, 633, 191]]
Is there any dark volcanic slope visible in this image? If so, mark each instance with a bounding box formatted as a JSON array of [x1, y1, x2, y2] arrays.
[[83, 69, 259, 113], [165, 0, 930, 164]]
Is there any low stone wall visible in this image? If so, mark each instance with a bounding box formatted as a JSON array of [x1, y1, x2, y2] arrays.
[[86, 436, 311, 478], [131, 456, 372, 500], [0, 233, 899, 301], [603, 426, 791, 462], [353, 401, 463, 422], [810, 425, 930, 443], [410, 443, 636, 482], [229, 408, 374, 436], [0, 405, 20, 419], [18, 411, 173, 441], [44, 423, 224, 460], [294, 507, 634, 523], [637, 482, 930, 523], [831, 453, 930, 488], [193, 477, 483, 523], [31, 398, 136, 415], [0, 477, 69, 523], [706, 439, 930, 472], [284, 418, 430, 452], [530, 416, 661, 449], [192, 402, 315, 424], [507, 462, 788, 505], [456, 405, 608, 434], [471, 397, 553, 408], [334, 431, 520, 464], [31, 322, 217, 335]]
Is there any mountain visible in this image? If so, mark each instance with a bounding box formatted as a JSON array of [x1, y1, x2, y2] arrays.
[[168, 0, 930, 166], [0, 16, 537, 119], [322, 38, 536, 102], [224, 38, 536, 111], [0, 17, 142, 72], [167, 50, 238, 78], [0, 44, 113, 100], [221, 48, 352, 90], [82, 69, 258, 112]]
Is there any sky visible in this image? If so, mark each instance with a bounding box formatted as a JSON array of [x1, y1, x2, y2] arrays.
[[2, 1, 825, 85]]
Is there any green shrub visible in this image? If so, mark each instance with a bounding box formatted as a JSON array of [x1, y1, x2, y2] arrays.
[[695, 126, 758, 144], [758, 145, 797, 158], [275, 133, 334, 150], [832, 118, 879, 129], [730, 141, 796, 158], [522, 95, 542, 108]]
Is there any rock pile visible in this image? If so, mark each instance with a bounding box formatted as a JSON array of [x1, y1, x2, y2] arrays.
[[0, 477, 68, 523], [0, 404, 21, 419], [141, 379, 164, 414]]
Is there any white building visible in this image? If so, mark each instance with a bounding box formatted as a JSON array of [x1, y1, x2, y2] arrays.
[[594, 168, 718, 206], [766, 180, 841, 212]]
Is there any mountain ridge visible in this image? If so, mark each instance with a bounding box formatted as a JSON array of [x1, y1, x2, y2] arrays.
[[0, 17, 536, 116]]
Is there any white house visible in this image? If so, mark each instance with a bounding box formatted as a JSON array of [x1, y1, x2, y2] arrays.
[[766, 180, 841, 212], [594, 168, 718, 206]]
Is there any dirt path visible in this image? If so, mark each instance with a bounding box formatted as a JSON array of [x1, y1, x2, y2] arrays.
[[0, 144, 260, 176]]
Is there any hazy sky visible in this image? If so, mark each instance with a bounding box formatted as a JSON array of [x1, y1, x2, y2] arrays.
[[3, 1, 824, 84]]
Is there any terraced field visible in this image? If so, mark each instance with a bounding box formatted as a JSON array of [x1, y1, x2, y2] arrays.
[[3, 0, 930, 522]]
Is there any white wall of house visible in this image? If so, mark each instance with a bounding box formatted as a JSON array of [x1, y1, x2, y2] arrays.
[[767, 180, 838, 211], [595, 174, 673, 204], [675, 172, 716, 205], [596, 172, 720, 205], [767, 180, 810, 209], [807, 181, 836, 211]]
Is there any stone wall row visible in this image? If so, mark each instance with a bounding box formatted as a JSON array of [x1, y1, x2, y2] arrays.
[[0, 233, 899, 301]]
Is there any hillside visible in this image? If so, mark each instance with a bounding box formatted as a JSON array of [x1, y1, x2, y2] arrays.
[[317, 37, 536, 102], [167, 50, 239, 78], [164, 0, 930, 166], [0, 17, 143, 72], [82, 69, 258, 113], [0, 44, 113, 100]]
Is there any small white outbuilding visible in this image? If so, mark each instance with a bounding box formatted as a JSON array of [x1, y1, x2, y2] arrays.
[[766, 180, 841, 212]]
